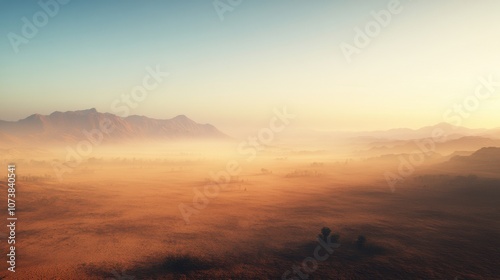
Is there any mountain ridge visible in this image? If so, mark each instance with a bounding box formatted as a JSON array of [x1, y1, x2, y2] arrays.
[[0, 109, 230, 146]]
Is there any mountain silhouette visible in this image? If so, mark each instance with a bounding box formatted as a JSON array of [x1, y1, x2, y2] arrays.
[[0, 109, 229, 146]]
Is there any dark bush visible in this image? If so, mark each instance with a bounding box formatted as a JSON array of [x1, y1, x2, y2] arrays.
[[318, 227, 340, 244], [318, 227, 331, 242]]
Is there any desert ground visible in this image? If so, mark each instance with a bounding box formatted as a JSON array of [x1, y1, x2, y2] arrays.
[[0, 143, 499, 280]]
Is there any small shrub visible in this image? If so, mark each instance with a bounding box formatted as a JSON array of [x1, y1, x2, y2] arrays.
[[318, 227, 340, 243], [318, 227, 331, 242]]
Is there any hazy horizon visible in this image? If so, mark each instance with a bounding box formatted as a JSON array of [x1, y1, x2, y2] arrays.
[[0, 107, 498, 133]]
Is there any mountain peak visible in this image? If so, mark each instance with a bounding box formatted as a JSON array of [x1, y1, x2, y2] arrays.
[[0, 109, 229, 144], [22, 113, 44, 122], [50, 108, 98, 116], [172, 115, 193, 123], [77, 108, 98, 114]]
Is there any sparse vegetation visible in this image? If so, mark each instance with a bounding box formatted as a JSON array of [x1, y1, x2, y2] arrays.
[[318, 227, 340, 243], [261, 168, 272, 174], [285, 169, 321, 178], [319, 227, 331, 242]]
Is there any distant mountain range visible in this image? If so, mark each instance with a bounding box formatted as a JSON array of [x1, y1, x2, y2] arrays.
[[0, 108, 229, 146], [1, 109, 499, 151], [347, 122, 500, 157], [431, 147, 500, 176], [361, 136, 500, 157], [449, 146, 500, 164], [358, 122, 488, 140]]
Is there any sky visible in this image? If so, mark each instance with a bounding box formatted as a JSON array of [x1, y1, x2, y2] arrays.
[[1, 0, 500, 133]]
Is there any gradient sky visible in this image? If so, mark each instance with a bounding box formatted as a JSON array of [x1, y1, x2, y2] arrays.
[[1, 0, 500, 133]]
